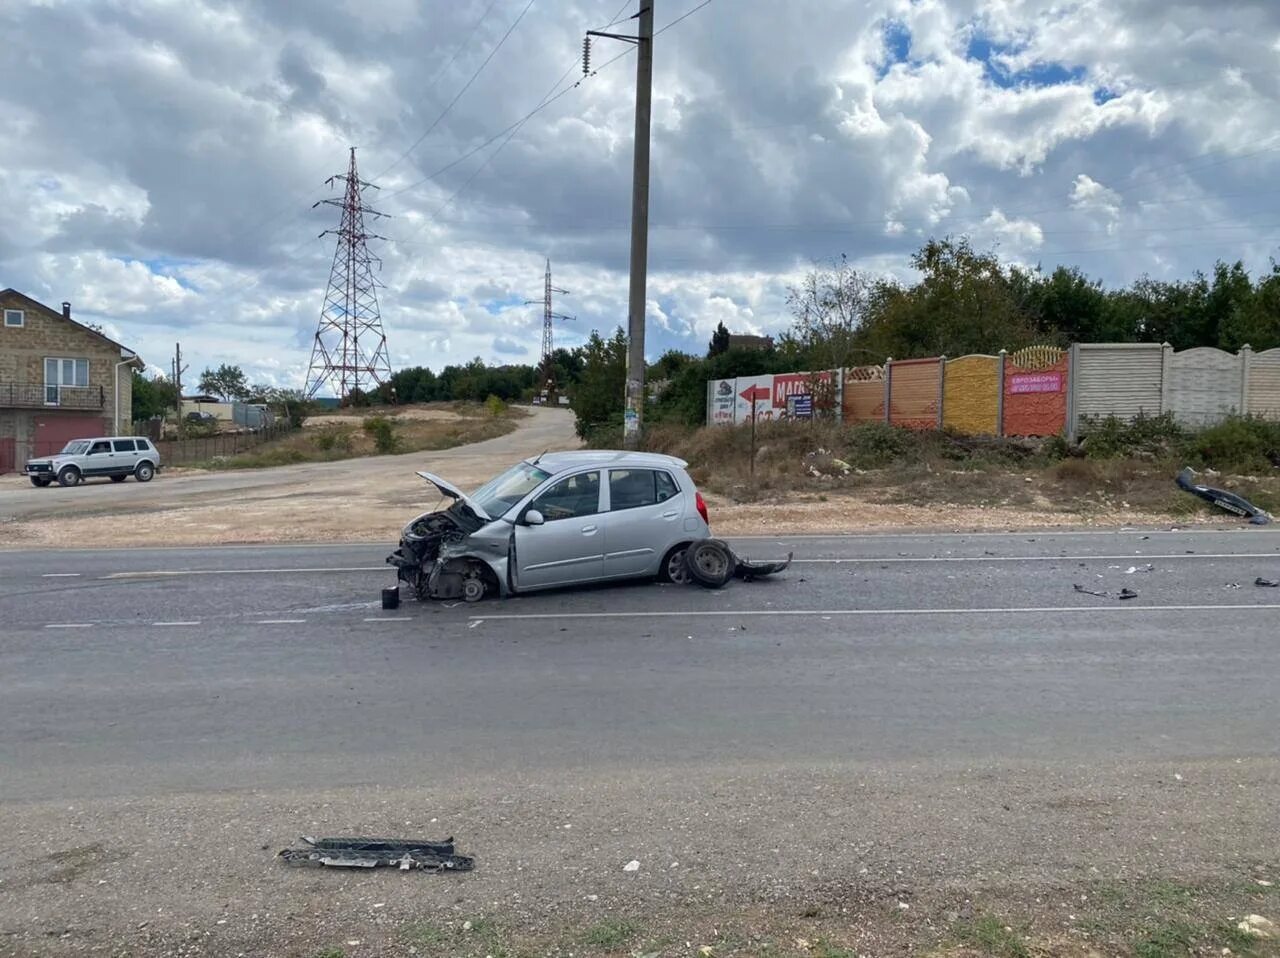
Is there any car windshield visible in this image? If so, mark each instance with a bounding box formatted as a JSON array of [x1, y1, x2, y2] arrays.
[[470, 461, 552, 517], [59, 441, 90, 455]]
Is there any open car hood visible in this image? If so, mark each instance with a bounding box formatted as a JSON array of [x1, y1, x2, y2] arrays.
[[415, 471, 491, 522]]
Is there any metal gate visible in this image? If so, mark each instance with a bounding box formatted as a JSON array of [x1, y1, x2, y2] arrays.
[[0, 437, 14, 474], [33, 414, 109, 457]]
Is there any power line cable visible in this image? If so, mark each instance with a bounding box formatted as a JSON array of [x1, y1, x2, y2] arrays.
[[371, 0, 504, 182], [373, 0, 539, 184]]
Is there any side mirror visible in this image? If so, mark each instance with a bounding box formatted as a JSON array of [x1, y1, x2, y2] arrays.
[[524, 509, 545, 526]]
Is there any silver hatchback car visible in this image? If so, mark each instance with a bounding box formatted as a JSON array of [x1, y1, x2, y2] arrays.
[[387, 451, 712, 601]]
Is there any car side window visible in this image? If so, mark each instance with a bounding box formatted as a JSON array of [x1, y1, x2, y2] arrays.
[[609, 469, 659, 511], [112, 440, 136, 452], [134, 439, 151, 451], [89, 441, 111, 455], [530, 471, 600, 521], [655, 471, 679, 502]]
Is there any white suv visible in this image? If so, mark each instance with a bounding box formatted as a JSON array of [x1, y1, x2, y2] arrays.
[[24, 436, 162, 487]]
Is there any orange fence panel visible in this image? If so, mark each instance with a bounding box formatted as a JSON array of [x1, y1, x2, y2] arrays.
[[888, 358, 940, 429], [842, 366, 885, 423], [1002, 346, 1068, 436], [942, 355, 999, 435]]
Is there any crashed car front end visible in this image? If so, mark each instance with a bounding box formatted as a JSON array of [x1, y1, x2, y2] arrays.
[[386, 505, 512, 602]]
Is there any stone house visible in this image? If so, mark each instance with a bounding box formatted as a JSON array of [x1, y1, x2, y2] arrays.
[[0, 289, 143, 473]]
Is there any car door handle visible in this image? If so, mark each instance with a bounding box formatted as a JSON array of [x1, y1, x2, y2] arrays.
[[581, 524, 598, 534], [661, 510, 678, 519]]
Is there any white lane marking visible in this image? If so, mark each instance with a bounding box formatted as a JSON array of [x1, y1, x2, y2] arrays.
[[470, 604, 1280, 621], [363, 617, 412, 622], [256, 618, 306, 624], [44, 623, 92, 629], [104, 567, 384, 579], [726, 529, 1264, 540], [789, 553, 1279, 564], [41, 573, 81, 578], [153, 621, 201, 626], [94, 551, 1277, 580]]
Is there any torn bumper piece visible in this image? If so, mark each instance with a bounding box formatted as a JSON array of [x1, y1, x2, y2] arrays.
[[278, 836, 474, 872], [733, 552, 794, 581], [1175, 467, 1272, 525]]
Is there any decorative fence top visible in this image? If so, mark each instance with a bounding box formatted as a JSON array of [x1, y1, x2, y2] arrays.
[[844, 365, 884, 382], [1008, 345, 1066, 370]]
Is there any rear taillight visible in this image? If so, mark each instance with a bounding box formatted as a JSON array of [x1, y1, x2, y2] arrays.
[[695, 490, 709, 527]]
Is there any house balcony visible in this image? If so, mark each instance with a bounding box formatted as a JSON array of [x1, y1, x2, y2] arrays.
[[0, 382, 106, 410]]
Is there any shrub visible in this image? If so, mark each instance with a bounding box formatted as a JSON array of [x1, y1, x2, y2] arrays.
[[484, 394, 507, 417], [842, 421, 916, 467], [312, 427, 353, 453], [1181, 414, 1280, 473], [362, 415, 400, 454], [1081, 412, 1184, 460]]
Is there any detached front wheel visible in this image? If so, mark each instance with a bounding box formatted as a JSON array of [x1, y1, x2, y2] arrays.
[[684, 538, 736, 589]]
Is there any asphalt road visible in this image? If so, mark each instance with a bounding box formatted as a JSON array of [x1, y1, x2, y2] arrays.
[[3, 528, 1279, 803]]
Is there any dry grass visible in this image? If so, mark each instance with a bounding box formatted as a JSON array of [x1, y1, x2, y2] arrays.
[[643, 419, 1280, 524], [193, 408, 519, 470]]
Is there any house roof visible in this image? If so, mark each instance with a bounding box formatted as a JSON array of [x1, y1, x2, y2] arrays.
[[1, 288, 144, 367]]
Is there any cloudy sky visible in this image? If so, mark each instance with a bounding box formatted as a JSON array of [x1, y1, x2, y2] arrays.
[[3, 0, 1278, 390]]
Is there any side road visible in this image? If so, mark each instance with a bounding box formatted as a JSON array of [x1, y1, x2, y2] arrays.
[[0, 406, 578, 546]]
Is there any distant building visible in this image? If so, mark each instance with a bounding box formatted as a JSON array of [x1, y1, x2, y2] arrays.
[[1, 288, 143, 473], [727, 333, 774, 352]]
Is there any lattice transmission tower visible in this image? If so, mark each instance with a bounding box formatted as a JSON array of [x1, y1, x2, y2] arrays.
[[524, 258, 574, 399], [304, 147, 392, 401]]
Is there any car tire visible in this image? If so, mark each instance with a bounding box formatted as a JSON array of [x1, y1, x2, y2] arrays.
[[135, 461, 155, 482], [660, 543, 693, 584], [110, 474, 127, 483], [30, 477, 51, 488], [57, 466, 81, 487], [683, 538, 736, 589]]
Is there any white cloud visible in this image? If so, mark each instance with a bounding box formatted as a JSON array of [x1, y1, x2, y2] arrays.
[[1, 0, 1278, 384]]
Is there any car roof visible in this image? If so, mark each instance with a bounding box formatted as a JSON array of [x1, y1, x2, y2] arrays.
[[529, 450, 688, 473], [65, 436, 152, 443]]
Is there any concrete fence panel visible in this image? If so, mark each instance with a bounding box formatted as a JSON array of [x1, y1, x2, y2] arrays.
[[942, 355, 1000, 435], [842, 365, 885, 423], [1165, 346, 1243, 426], [1246, 347, 1280, 418], [1072, 343, 1164, 435], [1003, 346, 1069, 436], [887, 358, 941, 429]]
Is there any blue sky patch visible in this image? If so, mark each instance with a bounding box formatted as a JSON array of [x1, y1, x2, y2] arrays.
[[1093, 86, 1119, 105], [967, 32, 1085, 89], [483, 294, 524, 316], [880, 20, 912, 77]]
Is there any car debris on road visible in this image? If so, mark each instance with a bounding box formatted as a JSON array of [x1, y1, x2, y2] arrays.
[[278, 836, 474, 872], [1175, 467, 1272, 525], [1073, 584, 1139, 600]]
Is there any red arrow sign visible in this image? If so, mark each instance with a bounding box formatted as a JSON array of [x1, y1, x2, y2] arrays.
[[739, 384, 770, 404]]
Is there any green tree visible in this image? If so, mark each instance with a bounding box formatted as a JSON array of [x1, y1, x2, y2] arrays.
[[785, 253, 873, 369], [131, 371, 178, 421], [197, 363, 250, 401], [855, 238, 1039, 359], [1222, 261, 1280, 352], [707, 321, 731, 357], [572, 328, 629, 439]]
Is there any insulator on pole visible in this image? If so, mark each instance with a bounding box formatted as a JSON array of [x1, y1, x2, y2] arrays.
[[582, 35, 591, 74]]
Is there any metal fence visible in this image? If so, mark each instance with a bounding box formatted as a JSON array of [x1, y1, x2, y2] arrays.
[[151, 422, 295, 466]]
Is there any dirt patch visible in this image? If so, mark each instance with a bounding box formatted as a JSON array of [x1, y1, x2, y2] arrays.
[[1, 762, 1276, 957]]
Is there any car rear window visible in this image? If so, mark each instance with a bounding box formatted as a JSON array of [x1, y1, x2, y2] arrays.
[[113, 440, 136, 452], [610, 469, 677, 510], [134, 439, 151, 451]]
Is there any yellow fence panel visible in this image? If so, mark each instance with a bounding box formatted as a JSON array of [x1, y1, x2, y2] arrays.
[[943, 355, 999, 435]]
